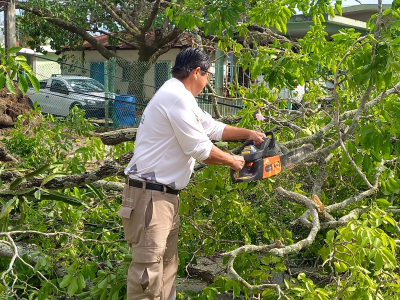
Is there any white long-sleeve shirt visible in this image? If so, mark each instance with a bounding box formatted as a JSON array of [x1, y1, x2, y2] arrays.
[[124, 78, 226, 190]]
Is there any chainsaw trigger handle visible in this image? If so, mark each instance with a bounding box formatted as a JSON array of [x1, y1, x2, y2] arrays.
[[230, 167, 238, 183], [264, 131, 275, 150]]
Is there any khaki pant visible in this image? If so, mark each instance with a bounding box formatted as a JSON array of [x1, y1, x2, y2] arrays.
[[118, 183, 180, 300]]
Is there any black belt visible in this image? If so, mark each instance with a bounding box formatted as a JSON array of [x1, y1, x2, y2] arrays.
[[126, 179, 180, 195]]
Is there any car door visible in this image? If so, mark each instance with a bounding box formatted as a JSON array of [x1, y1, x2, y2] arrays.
[[49, 80, 70, 116]]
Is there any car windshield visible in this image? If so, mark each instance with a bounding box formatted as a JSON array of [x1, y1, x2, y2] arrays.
[[66, 79, 104, 93]]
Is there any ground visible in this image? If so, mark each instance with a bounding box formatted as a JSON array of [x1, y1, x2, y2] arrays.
[[0, 87, 31, 128]]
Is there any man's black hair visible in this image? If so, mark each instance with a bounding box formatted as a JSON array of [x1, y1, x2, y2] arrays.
[[172, 48, 211, 80]]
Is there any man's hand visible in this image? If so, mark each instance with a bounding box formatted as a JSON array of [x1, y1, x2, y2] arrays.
[[248, 131, 266, 146], [230, 155, 245, 171]]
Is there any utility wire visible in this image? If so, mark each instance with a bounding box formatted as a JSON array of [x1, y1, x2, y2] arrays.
[[28, 84, 243, 110], [25, 54, 244, 109], [28, 54, 158, 89]]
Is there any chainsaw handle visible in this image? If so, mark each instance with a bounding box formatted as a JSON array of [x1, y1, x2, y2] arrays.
[[260, 131, 275, 151], [241, 131, 275, 149]]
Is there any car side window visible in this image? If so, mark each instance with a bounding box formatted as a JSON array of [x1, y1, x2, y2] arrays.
[[50, 80, 69, 94]]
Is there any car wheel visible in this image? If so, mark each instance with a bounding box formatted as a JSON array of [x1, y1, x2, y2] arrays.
[[69, 102, 83, 111], [28, 98, 41, 110]]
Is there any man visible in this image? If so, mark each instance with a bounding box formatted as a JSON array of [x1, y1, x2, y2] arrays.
[[118, 48, 266, 300]]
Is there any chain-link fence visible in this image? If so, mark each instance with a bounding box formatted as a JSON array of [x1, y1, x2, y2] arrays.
[[28, 55, 249, 129], [28, 57, 172, 128], [59, 58, 171, 127]]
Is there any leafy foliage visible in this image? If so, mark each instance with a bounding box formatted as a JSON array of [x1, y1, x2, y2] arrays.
[[0, 45, 39, 95], [2, 2, 400, 300]]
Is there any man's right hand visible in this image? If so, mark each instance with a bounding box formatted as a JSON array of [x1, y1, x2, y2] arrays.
[[230, 155, 245, 171]]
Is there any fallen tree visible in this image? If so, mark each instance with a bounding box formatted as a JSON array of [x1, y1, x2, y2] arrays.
[[2, 1, 400, 299]]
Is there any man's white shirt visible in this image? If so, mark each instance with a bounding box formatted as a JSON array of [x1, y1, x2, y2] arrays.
[[125, 78, 226, 190]]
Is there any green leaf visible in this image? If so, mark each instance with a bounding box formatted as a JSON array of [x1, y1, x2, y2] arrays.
[[59, 273, 73, 288], [375, 252, 383, 270], [250, 270, 264, 277], [5, 74, 16, 94], [225, 279, 233, 291], [232, 281, 240, 299], [216, 141, 228, 147], [335, 3, 342, 16], [86, 183, 104, 200], [41, 173, 66, 186], [381, 110, 391, 123], [326, 230, 335, 242], [15, 55, 27, 62], [0, 197, 17, 224], [18, 74, 28, 95], [26, 72, 40, 93], [10, 177, 27, 189], [75, 147, 89, 154], [363, 155, 372, 173], [78, 273, 86, 290], [392, 61, 400, 72], [387, 178, 400, 194], [67, 277, 79, 296], [25, 164, 51, 180], [381, 247, 397, 266], [98, 277, 108, 290], [17, 61, 32, 73], [334, 261, 347, 273], [274, 263, 287, 272], [6, 46, 22, 54], [0, 72, 5, 89], [329, 5, 335, 17], [376, 198, 391, 209], [106, 259, 113, 268], [40, 189, 84, 207], [13, 187, 36, 195], [108, 282, 124, 300]]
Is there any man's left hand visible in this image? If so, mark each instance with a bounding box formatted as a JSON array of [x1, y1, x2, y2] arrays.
[[249, 131, 266, 146]]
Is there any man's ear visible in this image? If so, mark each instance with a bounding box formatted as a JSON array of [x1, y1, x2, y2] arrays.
[[193, 67, 201, 78]]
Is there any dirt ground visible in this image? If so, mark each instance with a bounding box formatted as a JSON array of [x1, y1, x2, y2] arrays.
[[0, 87, 31, 128]]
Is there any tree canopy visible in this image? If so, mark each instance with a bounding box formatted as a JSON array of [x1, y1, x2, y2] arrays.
[[15, 0, 342, 62], [2, 0, 400, 299]]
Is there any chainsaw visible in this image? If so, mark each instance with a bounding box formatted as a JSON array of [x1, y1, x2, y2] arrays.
[[230, 131, 314, 183]]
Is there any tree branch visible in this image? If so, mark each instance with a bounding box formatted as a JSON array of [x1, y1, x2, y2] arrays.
[[94, 0, 141, 36]]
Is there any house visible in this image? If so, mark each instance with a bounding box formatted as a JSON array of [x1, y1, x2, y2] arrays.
[[59, 33, 195, 102], [18, 45, 60, 80], [283, 4, 392, 40]]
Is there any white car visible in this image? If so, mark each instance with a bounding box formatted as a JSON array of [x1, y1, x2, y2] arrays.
[[27, 75, 106, 118]]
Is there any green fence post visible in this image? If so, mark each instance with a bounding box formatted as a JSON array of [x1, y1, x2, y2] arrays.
[[104, 60, 109, 130], [215, 45, 224, 116], [109, 58, 116, 127]]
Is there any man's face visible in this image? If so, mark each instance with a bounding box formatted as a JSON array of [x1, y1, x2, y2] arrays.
[[192, 67, 211, 97]]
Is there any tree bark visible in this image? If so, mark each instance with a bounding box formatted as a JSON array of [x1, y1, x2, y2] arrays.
[[99, 128, 137, 145]]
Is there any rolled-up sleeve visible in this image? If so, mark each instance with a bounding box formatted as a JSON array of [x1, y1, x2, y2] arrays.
[[197, 107, 226, 141], [167, 98, 214, 161]]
